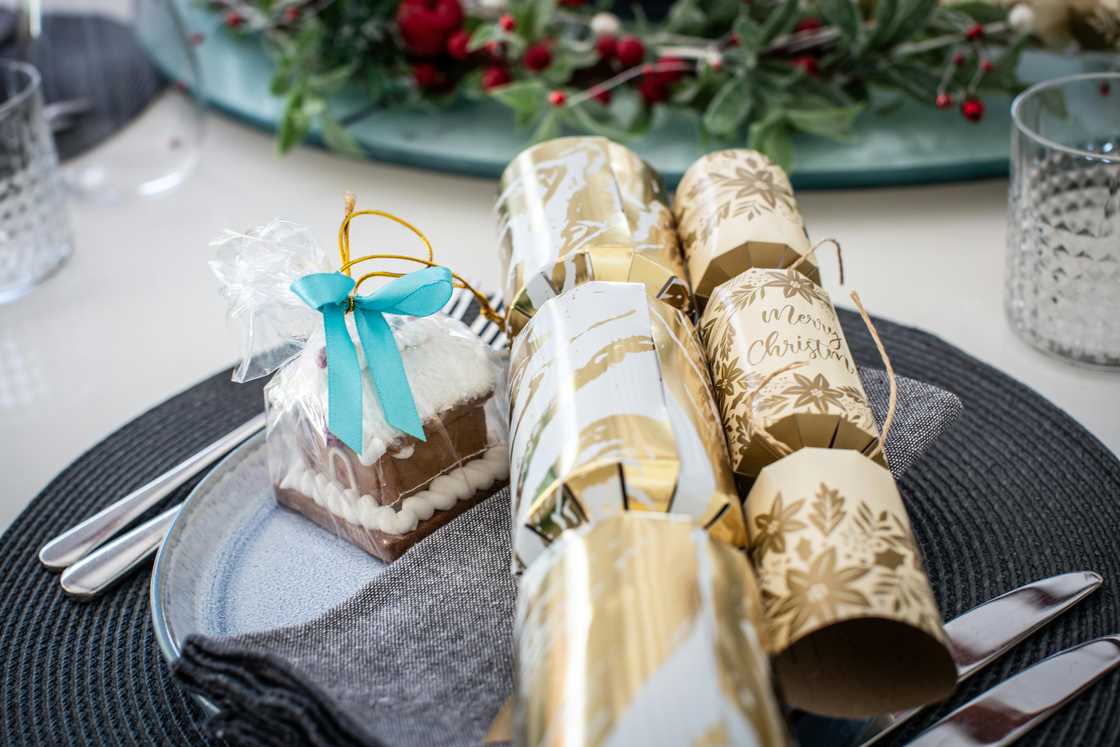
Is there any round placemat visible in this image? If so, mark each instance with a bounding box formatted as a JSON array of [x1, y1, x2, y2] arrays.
[[2, 310, 1118, 746]]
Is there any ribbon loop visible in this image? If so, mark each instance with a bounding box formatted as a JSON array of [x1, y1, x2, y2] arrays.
[[291, 267, 453, 456]]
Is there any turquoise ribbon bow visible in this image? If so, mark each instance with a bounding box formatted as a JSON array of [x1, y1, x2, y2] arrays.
[[291, 266, 453, 455]]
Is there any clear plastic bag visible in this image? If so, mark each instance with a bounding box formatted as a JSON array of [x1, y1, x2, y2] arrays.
[[212, 219, 510, 563]]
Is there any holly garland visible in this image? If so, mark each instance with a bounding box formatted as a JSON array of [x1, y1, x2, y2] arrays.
[[204, 0, 1064, 166]]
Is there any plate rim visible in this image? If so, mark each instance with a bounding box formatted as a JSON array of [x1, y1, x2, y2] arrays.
[[149, 430, 267, 667]]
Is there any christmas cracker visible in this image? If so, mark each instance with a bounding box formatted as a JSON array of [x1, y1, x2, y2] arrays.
[[674, 149, 819, 308], [508, 281, 744, 570], [515, 513, 789, 747], [496, 136, 692, 336]]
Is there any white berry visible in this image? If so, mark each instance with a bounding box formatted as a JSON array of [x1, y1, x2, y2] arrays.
[[1008, 3, 1035, 33], [590, 12, 621, 37]]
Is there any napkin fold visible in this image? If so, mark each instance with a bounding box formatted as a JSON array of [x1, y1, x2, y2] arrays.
[[174, 369, 961, 747]]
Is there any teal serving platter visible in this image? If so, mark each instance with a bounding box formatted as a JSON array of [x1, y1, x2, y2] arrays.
[[155, 3, 1102, 188]]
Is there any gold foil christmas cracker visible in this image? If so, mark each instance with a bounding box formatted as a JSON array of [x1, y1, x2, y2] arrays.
[[673, 149, 819, 308], [508, 280, 744, 570], [496, 136, 692, 336], [698, 267, 882, 479], [515, 513, 789, 747], [745, 448, 955, 717]]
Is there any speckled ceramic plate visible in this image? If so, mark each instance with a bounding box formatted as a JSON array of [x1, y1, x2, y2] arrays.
[[150, 432, 387, 702]]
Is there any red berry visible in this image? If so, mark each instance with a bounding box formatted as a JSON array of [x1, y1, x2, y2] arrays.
[[791, 55, 819, 77], [499, 14, 515, 32], [616, 35, 645, 67], [189, 31, 205, 45], [548, 90, 567, 107], [396, 0, 464, 57], [727, 33, 740, 47], [523, 42, 552, 71], [638, 76, 669, 104], [595, 34, 617, 60], [935, 93, 953, 109], [225, 11, 243, 28], [283, 6, 300, 22], [593, 88, 612, 105], [980, 58, 993, 73], [710, 56, 723, 71], [481, 65, 511, 91], [558, 0, 585, 5], [447, 29, 471, 60], [412, 62, 442, 89], [653, 55, 686, 84], [952, 51, 966, 66], [1101, 81, 1112, 96], [961, 96, 984, 122], [965, 23, 984, 40], [794, 17, 823, 33]]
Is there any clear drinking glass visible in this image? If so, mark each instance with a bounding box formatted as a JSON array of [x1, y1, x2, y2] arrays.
[[1007, 73, 1120, 369], [0, 61, 73, 303]]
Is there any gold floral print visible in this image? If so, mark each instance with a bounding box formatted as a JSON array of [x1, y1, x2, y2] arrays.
[[751, 493, 807, 561], [745, 453, 948, 658], [782, 373, 847, 413], [761, 270, 830, 306], [769, 547, 871, 639]]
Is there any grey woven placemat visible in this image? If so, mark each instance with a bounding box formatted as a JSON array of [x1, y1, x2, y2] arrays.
[[2, 309, 1118, 745]]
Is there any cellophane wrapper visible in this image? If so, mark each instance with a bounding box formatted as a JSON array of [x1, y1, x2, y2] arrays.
[[496, 136, 692, 336], [698, 267, 882, 479], [515, 513, 789, 747], [211, 220, 510, 563], [508, 280, 745, 571], [673, 149, 819, 307]]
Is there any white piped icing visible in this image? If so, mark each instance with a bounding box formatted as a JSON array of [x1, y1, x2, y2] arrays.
[[266, 315, 500, 466], [279, 446, 509, 536]]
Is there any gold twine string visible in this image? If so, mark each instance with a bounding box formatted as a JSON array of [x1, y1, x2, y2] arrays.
[[743, 360, 807, 459], [849, 291, 897, 461], [788, 238, 845, 285], [334, 193, 503, 325]]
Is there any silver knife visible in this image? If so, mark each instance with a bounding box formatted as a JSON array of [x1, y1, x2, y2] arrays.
[[59, 505, 182, 600], [858, 571, 1103, 745], [907, 635, 1120, 746], [39, 413, 265, 571]]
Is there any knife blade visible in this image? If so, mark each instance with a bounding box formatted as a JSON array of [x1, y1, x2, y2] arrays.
[[857, 571, 1103, 745], [906, 635, 1120, 747]]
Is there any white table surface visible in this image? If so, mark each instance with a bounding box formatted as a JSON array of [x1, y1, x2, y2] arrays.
[[1, 108, 1118, 532]]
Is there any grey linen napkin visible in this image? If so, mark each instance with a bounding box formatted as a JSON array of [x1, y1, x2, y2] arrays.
[[173, 370, 961, 747]]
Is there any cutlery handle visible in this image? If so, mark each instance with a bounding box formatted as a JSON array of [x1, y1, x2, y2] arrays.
[[60, 505, 182, 600], [906, 636, 1120, 747], [39, 413, 265, 571]]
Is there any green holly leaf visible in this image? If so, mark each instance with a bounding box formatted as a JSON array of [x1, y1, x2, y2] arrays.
[[785, 103, 864, 139], [531, 110, 561, 142], [880, 0, 937, 46], [490, 80, 546, 125], [320, 112, 364, 156], [468, 24, 502, 52], [563, 104, 633, 142], [748, 115, 794, 169], [309, 63, 358, 95], [762, 0, 801, 42], [734, 11, 764, 56], [817, 0, 861, 44], [510, 0, 555, 39], [666, 0, 707, 35], [278, 91, 311, 153], [945, 1, 1007, 23], [864, 0, 899, 50], [703, 77, 753, 137]]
